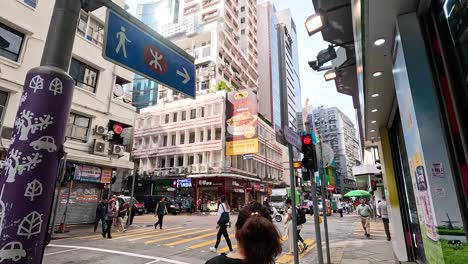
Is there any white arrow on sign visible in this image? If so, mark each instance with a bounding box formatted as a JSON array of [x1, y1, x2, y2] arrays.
[[176, 67, 190, 84]]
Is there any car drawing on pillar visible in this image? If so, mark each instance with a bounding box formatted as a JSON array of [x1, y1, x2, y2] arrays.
[[29, 136, 57, 152], [0, 241, 26, 262]]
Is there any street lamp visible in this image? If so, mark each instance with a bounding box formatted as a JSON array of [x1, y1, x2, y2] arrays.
[[305, 11, 326, 36], [324, 69, 337, 81]]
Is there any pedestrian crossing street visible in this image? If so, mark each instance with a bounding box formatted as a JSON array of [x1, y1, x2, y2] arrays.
[[352, 219, 388, 240], [76, 226, 316, 263]]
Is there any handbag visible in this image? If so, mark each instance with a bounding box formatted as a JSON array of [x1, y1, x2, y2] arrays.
[[217, 204, 230, 226]]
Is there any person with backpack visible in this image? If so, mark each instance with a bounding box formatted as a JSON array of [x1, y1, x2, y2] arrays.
[[285, 198, 308, 253], [154, 197, 168, 229], [210, 195, 233, 253]]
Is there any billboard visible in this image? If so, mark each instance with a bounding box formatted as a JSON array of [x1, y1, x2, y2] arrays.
[[225, 89, 259, 156]]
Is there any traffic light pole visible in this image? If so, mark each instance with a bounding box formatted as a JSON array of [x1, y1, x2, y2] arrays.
[[318, 139, 331, 263], [287, 144, 300, 264], [309, 169, 323, 264]]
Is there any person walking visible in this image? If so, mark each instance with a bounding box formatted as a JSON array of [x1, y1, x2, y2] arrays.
[[307, 199, 314, 217], [337, 199, 344, 218], [285, 198, 308, 253], [103, 197, 118, 239], [378, 197, 391, 241], [94, 198, 107, 233], [356, 198, 372, 238], [154, 197, 168, 229], [117, 202, 128, 232], [126, 202, 136, 226], [205, 202, 282, 264], [210, 196, 233, 253]]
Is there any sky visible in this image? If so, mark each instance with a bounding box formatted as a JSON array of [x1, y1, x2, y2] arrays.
[[125, 0, 356, 124]]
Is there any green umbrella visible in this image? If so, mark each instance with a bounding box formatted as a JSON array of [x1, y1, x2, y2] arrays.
[[344, 190, 371, 198]]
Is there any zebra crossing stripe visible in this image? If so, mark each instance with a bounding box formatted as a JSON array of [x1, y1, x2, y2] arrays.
[[128, 228, 196, 241], [113, 226, 183, 240], [145, 229, 212, 244], [165, 231, 219, 246], [187, 233, 235, 249]]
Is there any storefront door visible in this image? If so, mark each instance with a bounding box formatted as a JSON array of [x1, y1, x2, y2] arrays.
[[390, 112, 426, 263]]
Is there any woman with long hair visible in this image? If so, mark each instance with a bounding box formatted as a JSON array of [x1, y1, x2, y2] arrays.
[[210, 195, 233, 253], [206, 202, 282, 264]]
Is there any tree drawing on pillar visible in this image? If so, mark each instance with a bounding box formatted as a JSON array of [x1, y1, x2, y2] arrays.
[[24, 180, 43, 202], [0, 185, 5, 239], [14, 110, 54, 141], [17, 211, 43, 239], [4, 149, 43, 183]]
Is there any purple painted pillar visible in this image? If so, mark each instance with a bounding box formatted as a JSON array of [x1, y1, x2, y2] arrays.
[[0, 67, 74, 263]]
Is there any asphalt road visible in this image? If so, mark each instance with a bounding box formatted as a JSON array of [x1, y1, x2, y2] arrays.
[[43, 212, 388, 264]]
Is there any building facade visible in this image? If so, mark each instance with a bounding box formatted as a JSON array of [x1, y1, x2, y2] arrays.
[[312, 107, 359, 192], [131, 0, 284, 208], [0, 0, 136, 224]]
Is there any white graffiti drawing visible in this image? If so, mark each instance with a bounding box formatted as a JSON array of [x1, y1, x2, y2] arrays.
[[0, 241, 26, 262], [19, 93, 28, 107], [149, 48, 163, 71], [29, 136, 56, 153], [48, 78, 63, 95], [29, 75, 44, 93], [17, 211, 43, 239], [14, 110, 54, 141], [115, 26, 131, 58], [0, 185, 5, 239], [24, 180, 43, 202], [10, 134, 16, 145], [4, 149, 43, 183]]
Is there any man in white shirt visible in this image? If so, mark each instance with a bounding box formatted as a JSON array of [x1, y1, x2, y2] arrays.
[[307, 199, 314, 216], [356, 198, 372, 237], [378, 197, 391, 241], [337, 199, 344, 217]]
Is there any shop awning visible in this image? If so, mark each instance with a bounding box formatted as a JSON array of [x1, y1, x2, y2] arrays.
[[187, 174, 261, 182]]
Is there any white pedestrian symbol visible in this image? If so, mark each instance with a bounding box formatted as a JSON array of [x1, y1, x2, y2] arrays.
[[115, 26, 131, 58], [149, 48, 164, 71]]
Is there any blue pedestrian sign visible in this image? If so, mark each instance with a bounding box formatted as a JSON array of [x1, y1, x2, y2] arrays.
[[103, 9, 196, 98]]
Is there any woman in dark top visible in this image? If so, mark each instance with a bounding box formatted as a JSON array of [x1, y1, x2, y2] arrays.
[[206, 202, 282, 264]]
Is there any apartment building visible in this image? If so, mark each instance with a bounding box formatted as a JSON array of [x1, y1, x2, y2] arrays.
[[313, 107, 359, 192], [0, 0, 136, 224]]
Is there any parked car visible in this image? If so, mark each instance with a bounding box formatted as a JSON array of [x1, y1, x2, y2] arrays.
[[143, 195, 181, 215], [118, 196, 145, 215]]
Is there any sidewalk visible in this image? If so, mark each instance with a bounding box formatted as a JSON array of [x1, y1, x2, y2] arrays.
[[50, 222, 147, 240], [323, 239, 396, 264]]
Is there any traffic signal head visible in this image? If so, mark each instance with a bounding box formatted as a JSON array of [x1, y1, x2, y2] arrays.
[[301, 135, 317, 171], [371, 180, 377, 191], [65, 165, 76, 182]]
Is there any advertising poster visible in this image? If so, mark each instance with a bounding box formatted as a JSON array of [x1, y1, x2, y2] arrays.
[[76, 164, 102, 183], [101, 168, 112, 183], [225, 89, 259, 156]]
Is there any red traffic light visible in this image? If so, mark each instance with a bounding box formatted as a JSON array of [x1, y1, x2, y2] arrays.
[[302, 136, 312, 145]]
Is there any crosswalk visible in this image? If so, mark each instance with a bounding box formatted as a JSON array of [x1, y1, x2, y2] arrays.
[[75, 226, 315, 263]]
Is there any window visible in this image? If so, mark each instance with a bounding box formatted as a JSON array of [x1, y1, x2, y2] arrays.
[[0, 22, 25, 62], [241, 29, 245, 35], [177, 157, 184, 166], [189, 155, 194, 165], [163, 135, 168, 147], [241, 17, 245, 23], [77, 12, 88, 37], [171, 135, 176, 145], [87, 17, 104, 47], [66, 113, 90, 142], [207, 130, 212, 141], [200, 131, 204, 142], [0, 90, 8, 123], [69, 58, 99, 92], [200, 107, 205, 118], [215, 128, 221, 140], [189, 132, 195, 143], [180, 133, 185, 144], [165, 114, 169, 124], [201, 80, 210, 90], [240, 6, 245, 12], [169, 158, 174, 167], [23, 0, 37, 8], [181, 111, 186, 121], [190, 109, 196, 119], [173, 112, 177, 122]]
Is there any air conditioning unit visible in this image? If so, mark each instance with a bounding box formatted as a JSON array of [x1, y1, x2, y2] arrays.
[[191, 164, 200, 173], [112, 144, 125, 156], [175, 167, 184, 174], [199, 164, 208, 173], [93, 139, 108, 156], [161, 170, 169, 176], [95, 125, 108, 136]]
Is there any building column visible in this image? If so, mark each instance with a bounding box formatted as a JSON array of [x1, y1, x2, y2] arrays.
[[183, 154, 188, 167], [176, 130, 181, 145], [165, 155, 170, 168], [203, 127, 208, 142]]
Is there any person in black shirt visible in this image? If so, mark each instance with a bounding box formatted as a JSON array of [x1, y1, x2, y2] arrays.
[[206, 202, 282, 264]]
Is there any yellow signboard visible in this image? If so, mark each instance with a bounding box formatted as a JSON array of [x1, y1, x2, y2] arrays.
[[226, 139, 258, 156]]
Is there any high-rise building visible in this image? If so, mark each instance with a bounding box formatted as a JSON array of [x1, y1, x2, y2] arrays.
[[276, 9, 301, 131], [312, 106, 359, 192], [132, 0, 284, 208], [132, 0, 181, 111]]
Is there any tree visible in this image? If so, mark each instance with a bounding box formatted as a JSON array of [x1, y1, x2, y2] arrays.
[[17, 211, 43, 239], [14, 110, 54, 141], [4, 149, 43, 183]]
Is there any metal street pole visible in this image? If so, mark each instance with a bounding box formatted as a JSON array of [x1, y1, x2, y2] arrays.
[[128, 173, 137, 226], [319, 139, 331, 263], [288, 143, 300, 264], [48, 152, 67, 241], [305, 120, 323, 264], [0, 0, 81, 263]]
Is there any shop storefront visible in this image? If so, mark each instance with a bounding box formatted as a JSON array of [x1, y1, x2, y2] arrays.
[[153, 179, 176, 198], [196, 178, 225, 212]]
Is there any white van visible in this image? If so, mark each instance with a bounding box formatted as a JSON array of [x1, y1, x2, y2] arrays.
[[270, 188, 287, 210]]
